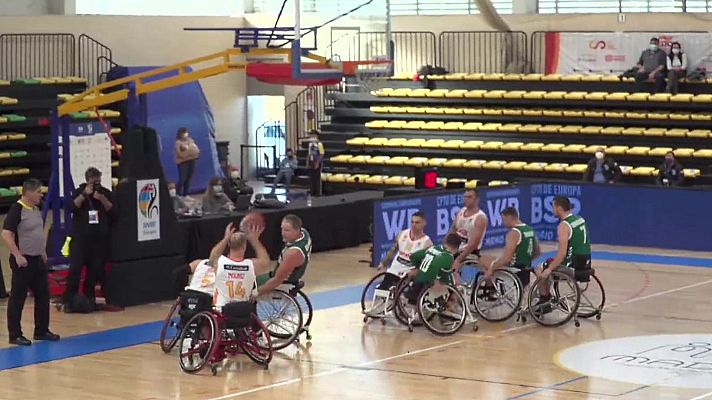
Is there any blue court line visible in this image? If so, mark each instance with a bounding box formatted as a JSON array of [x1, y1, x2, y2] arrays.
[[0, 249, 710, 371], [507, 376, 587, 399]]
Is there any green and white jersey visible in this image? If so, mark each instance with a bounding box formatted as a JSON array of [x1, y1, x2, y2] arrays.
[[510, 224, 537, 268], [562, 214, 591, 266], [410, 245, 455, 284], [278, 228, 312, 282]]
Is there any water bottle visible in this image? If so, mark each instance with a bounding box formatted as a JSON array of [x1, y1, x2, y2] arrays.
[[307, 194, 312, 207]]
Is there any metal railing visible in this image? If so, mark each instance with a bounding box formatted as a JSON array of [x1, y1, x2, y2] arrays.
[[240, 144, 277, 180], [439, 31, 528, 73], [284, 85, 337, 150], [0, 33, 76, 80], [78, 34, 114, 86], [333, 31, 436, 75]]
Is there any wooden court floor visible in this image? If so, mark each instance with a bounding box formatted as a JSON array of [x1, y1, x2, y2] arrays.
[[1, 243, 712, 400]]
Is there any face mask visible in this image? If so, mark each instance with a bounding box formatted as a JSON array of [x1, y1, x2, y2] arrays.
[[672, 48, 680, 54], [169, 189, 177, 197], [650, 44, 658, 51], [213, 185, 223, 194], [595, 152, 604, 160], [230, 171, 239, 179], [665, 157, 674, 163]]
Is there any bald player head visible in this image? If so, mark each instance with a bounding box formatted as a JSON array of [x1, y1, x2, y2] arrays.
[[227, 231, 248, 259]]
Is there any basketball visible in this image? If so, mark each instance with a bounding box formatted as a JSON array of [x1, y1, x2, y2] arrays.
[[239, 211, 266, 232]]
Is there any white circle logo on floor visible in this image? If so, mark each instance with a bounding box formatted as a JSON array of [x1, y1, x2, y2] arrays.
[[557, 334, 712, 389]]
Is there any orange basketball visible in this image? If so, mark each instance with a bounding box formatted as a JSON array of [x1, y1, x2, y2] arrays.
[[239, 211, 266, 232]]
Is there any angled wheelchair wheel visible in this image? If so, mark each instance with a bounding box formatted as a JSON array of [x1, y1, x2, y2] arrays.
[[393, 278, 423, 330], [361, 272, 399, 322], [528, 271, 580, 327], [160, 299, 182, 353], [419, 284, 467, 336], [295, 289, 313, 338], [178, 311, 218, 374], [472, 269, 523, 322], [240, 314, 273, 368], [576, 273, 605, 319], [256, 289, 303, 350]]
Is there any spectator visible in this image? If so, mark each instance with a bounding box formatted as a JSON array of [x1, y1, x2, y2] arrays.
[[657, 151, 684, 187], [306, 130, 325, 196], [168, 181, 188, 214], [64, 167, 114, 312], [224, 166, 253, 202], [175, 127, 200, 196], [584, 147, 621, 184], [271, 148, 298, 194], [202, 177, 235, 214], [2, 178, 59, 345], [666, 41, 687, 94], [635, 37, 667, 93]]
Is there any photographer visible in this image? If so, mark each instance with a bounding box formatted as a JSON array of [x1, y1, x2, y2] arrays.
[[63, 167, 113, 312]]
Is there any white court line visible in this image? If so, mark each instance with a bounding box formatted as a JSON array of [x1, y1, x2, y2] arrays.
[[619, 277, 712, 305], [689, 392, 712, 400], [206, 340, 463, 400]]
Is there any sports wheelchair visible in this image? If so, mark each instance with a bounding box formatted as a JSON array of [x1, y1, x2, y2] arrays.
[[160, 290, 213, 353], [177, 301, 273, 375], [256, 280, 313, 350]]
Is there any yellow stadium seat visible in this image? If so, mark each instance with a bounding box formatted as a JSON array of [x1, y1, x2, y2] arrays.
[[601, 126, 624, 135], [483, 108, 503, 116], [561, 74, 583, 82], [406, 107, 426, 114], [348, 155, 371, 164], [604, 111, 625, 119], [481, 141, 504, 150], [404, 177, 416, 186], [522, 109, 543, 116], [0, 117, 7, 124], [444, 159, 467, 168], [580, 126, 603, 135], [606, 92, 629, 101], [523, 91, 546, 100], [426, 75, 445, 80], [692, 94, 712, 103], [625, 112, 647, 119], [691, 113, 712, 121], [440, 122, 464, 131], [371, 88, 393, 96], [542, 143, 565, 152], [543, 91, 566, 100], [642, 128, 666, 137], [565, 164, 588, 173], [502, 73, 523, 81], [0, 97, 18, 105], [445, 73, 467, 80], [688, 129, 711, 138], [464, 90, 488, 98], [647, 112, 668, 120], [407, 88, 430, 97], [422, 121, 445, 130], [403, 121, 425, 130], [8, 133, 26, 140], [365, 137, 389, 146], [365, 175, 388, 184], [330, 155, 353, 163], [649, 147, 673, 156], [648, 93, 671, 102], [422, 139, 446, 148], [426, 89, 450, 98], [564, 91, 587, 100], [522, 74, 543, 81], [12, 168, 30, 175], [382, 138, 406, 147], [0, 80, 10, 86], [404, 138, 427, 147], [584, 92, 608, 101], [0, 152, 9, 159], [367, 156, 391, 165], [67, 76, 87, 84], [464, 159, 486, 168], [583, 110, 605, 118], [99, 110, 120, 118], [559, 125, 582, 134], [391, 72, 413, 80], [684, 169, 701, 178], [542, 110, 563, 117], [626, 92, 650, 101], [562, 144, 586, 153], [489, 180, 510, 187], [347, 174, 371, 183], [442, 139, 465, 149], [444, 108, 464, 114], [518, 124, 542, 133], [538, 125, 562, 134], [544, 163, 568, 172], [0, 169, 12, 177], [498, 124, 522, 132], [464, 73, 484, 80], [581, 74, 604, 82], [425, 107, 445, 114], [484, 90, 507, 99], [385, 156, 410, 166], [427, 158, 447, 167], [665, 129, 688, 137], [626, 146, 651, 155], [583, 145, 606, 154], [503, 161, 527, 170], [693, 149, 712, 158], [606, 146, 629, 155], [601, 75, 620, 82], [465, 180, 479, 189], [563, 110, 584, 117], [365, 120, 388, 128], [461, 122, 483, 131], [541, 74, 562, 81], [503, 90, 527, 99], [521, 142, 545, 151], [483, 73, 505, 80], [110, 128, 122, 135], [674, 148, 695, 157], [463, 108, 483, 115], [386, 106, 408, 113], [461, 140, 484, 150], [500, 142, 524, 151], [669, 113, 690, 120], [622, 127, 644, 136], [405, 157, 429, 166], [483, 160, 507, 169], [524, 162, 548, 171], [384, 176, 407, 185], [619, 166, 633, 175], [347, 137, 370, 146], [321, 173, 332, 181], [445, 89, 468, 98], [503, 109, 523, 116], [480, 123, 502, 131], [630, 167, 656, 176]]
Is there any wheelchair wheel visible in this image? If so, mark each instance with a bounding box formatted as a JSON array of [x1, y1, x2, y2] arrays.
[[256, 289, 303, 350], [178, 311, 218, 373], [419, 284, 467, 336], [472, 269, 523, 322], [361, 272, 396, 321], [393, 278, 423, 329], [577, 273, 605, 319], [160, 299, 182, 353], [528, 270, 580, 327], [295, 289, 313, 339], [240, 315, 273, 368]]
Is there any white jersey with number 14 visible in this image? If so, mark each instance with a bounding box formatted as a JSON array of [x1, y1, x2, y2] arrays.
[[214, 255, 258, 308]]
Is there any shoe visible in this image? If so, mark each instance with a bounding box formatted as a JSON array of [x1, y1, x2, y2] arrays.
[[34, 331, 60, 341], [9, 336, 31, 346]]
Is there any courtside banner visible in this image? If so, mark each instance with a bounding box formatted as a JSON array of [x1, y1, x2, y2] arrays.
[[137, 178, 161, 242], [545, 32, 712, 74]]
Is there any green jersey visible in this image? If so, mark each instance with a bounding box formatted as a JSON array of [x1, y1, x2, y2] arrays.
[[562, 214, 591, 267], [278, 228, 312, 282], [410, 245, 454, 284], [510, 224, 537, 268]]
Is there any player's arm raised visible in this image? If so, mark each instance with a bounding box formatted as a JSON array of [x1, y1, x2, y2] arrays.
[[209, 223, 234, 270], [257, 248, 303, 295], [244, 223, 270, 275], [541, 222, 570, 278]]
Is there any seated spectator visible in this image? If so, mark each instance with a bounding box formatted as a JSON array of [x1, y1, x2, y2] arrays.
[[202, 177, 235, 214], [657, 151, 684, 187], [666, 41, 687, 94], [271, 149, 298, 194], [635, 37, 667, 93], [584, 147, 621, 184], [168, 182, 188, 214], [224, 166, 253, 202]]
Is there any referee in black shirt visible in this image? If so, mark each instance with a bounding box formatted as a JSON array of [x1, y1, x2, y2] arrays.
[[2, 178, 59, 345]]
